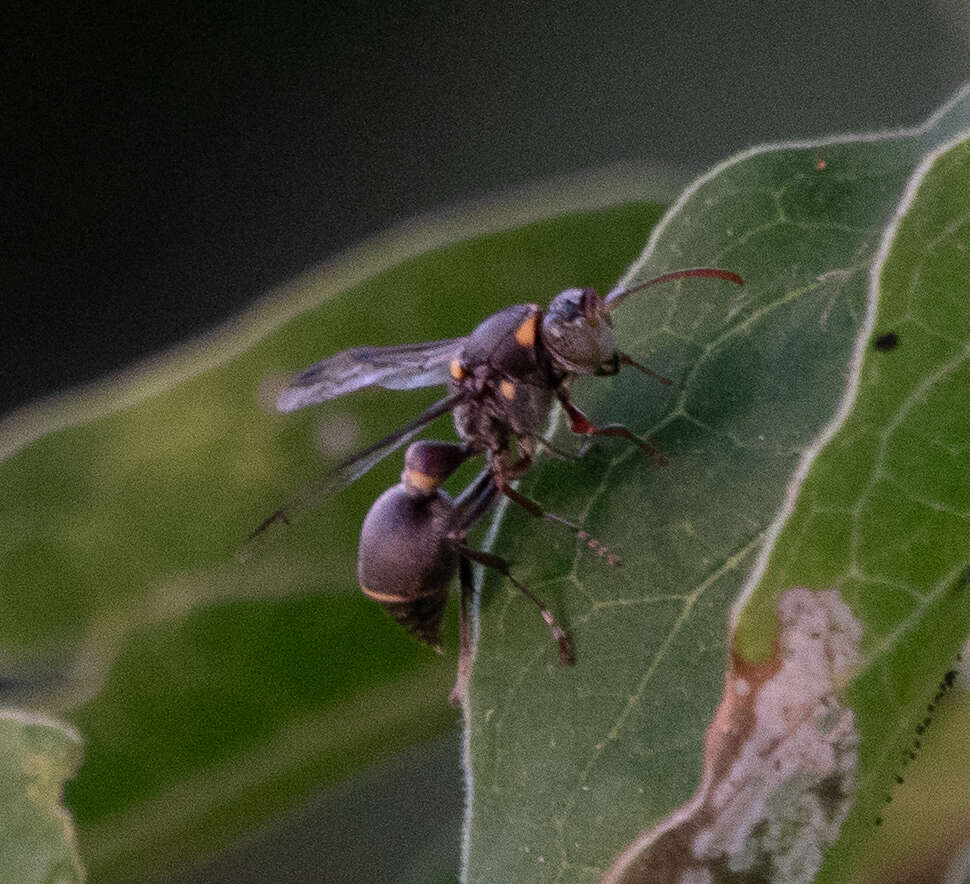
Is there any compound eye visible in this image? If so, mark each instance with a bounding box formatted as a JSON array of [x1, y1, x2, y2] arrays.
[[547, 288, 589, 325], [551, 288, 601, 324], [556, 297, 582, 323]]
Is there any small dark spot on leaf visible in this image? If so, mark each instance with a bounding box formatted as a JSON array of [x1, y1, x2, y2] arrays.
[[924, 716, 932, 725], [913, 739, 921, 749], [908, 750, 917, 760], [944, 669, 957, 686], [895, 775, 904, 784], [916, 724, 925, 734], [875, 816, 883, 826], [873, 332, 899, 351]]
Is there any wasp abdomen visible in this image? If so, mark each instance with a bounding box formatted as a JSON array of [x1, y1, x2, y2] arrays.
[[360, 589, 449, 649], [357, 484, 458, 649]]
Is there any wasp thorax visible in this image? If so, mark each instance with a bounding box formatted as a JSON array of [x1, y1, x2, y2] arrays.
[[541, 287, 619, 376], [401, 440, 469, 496]]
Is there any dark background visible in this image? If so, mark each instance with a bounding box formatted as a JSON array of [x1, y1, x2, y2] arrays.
[[5, 2, 970, 416], [5, 3, 970, 881]]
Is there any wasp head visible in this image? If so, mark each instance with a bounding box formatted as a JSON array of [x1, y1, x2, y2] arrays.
[[541, 287, 619, 376]]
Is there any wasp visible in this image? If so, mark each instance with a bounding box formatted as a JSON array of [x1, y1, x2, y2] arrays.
[[250, 266, 742, 702]]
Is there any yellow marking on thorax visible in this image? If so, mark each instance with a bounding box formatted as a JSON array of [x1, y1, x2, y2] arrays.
[[514, 313, 538, 347], [449, 358, 465, 380], [499, 380, 516, 400]]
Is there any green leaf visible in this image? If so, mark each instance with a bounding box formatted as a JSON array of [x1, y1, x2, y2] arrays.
[[0, 172, 670, 879], [765, 129, 970, 883], [0, 709, 83, 883], [853, 681, 970, 882], [464, 88, 970, 880]]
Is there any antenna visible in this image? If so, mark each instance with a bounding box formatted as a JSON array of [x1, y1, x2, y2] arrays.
[[603, 267, 743, 312]]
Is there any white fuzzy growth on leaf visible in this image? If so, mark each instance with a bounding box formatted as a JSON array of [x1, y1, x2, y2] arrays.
[[604, 587, 862, 884], [693, 589, 861, 880]]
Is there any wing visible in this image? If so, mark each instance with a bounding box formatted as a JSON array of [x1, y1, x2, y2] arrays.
[[276, 338, 465, 413], [240, 391, 467, 559]]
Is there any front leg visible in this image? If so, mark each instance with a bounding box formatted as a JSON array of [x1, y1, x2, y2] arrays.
[[488, 448, 620, 565], [555, 387, 668, 466]]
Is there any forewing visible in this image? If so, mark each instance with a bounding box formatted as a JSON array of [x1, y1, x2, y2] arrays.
[[276, 338, 464, 412], [240, 391, 466, 558]]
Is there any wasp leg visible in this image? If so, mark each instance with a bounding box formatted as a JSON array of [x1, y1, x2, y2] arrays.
[[534, 435, 586, 462], [490, 452, 620, 565], [451, 542, 573, 666], [555, 388, 668, 466], [497, 479, 620, 565], [449, 556, 476, 708], [452, 468, 500, 532]]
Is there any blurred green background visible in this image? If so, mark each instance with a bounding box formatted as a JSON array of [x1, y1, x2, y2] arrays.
[[5, 3, 970, 882]]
